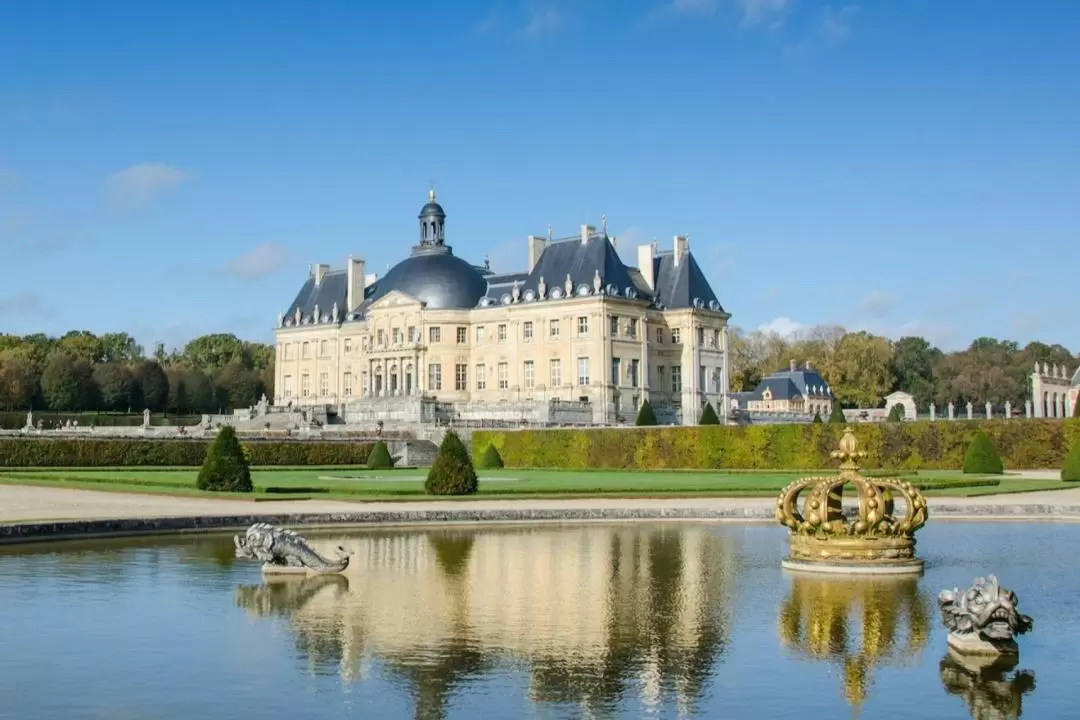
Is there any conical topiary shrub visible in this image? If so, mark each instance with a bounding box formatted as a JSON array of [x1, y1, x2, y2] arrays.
[[636, 399, 658, 426], [425, 429, 478, 495], [197, 425, 253, 492], [1074, 397, 1079, 418], [812, 410, 823, 423], [478, 444, 504, 469], [698, 402, 720, 425], [962, 430, 1004, 475], [828, 402, 846, 423], [366, 440, 394, 469], [1062, 440, 1080, 482], [887, 404, 904, 422]]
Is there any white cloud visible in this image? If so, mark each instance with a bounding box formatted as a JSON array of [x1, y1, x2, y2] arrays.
[[220, 243, 289, 280], [523, 3, 561, 37], [858, 290, 897, 318], [821, 4, 859, 43], [105, 163, 188, 206], [738, 0, 794, 28], [759, 316, 805, 338], [0, 291, 56, 319]]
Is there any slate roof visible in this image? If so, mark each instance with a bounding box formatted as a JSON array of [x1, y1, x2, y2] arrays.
[[746, 365, 833, 401], [283, 270, 354, 325], [651, 250, 724, 312]]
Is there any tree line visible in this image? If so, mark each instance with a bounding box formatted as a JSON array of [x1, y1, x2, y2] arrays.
[[729, 325, 1076, 411], [0, 331, 274, 414]]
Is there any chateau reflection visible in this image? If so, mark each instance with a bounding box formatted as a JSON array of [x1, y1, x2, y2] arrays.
[[777, 573, 932, 708], [939, 651, 1035, 720], [234, 525, 736, 719]]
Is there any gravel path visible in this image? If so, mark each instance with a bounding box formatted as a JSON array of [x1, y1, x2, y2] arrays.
[[2, 483, 1080, 524]]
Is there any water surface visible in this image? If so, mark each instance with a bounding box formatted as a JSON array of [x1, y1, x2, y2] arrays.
[[0, 522, 1074, 719]]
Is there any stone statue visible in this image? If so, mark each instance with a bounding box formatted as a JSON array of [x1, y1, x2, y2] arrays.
[[511, 281, 521, 302], [929, 403, 937, 421], [939, 575, 1032, 655], [294, 307, 301, 324], [593, 269, 602, 293], [1005, 400, 1012, 419], [1025, 399, 1032, 418], [142, 408, 151, 428], [966, 401, 974, 420], [24, 410, 33, 429], [313, 304, 320, 323], [564, 273, 573, 296], [234, 523, 352, 575], [985, 401, 993, 419], [331, 302, 339, 323], [537, 276, 547, 299], [948, 402, 956, 420]]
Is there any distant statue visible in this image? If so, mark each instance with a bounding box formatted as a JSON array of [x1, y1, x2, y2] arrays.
[[593, 269, 602, 293], [313, 304, 320, 323], [294, 307, 302, 324], [564, 273, 573, 295], [24, 410, 33, 430], [331, 302, 339, 323], [537, 276, 547, 299], [143, 408, 151, 428], [511, 281, 521, 302]]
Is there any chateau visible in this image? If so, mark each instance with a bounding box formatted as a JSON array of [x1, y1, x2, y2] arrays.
[[273, 191, 731, 426]]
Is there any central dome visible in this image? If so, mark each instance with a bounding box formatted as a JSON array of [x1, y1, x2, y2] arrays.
[[368, 245, 488, 310]]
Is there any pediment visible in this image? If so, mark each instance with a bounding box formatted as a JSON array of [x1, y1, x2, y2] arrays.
[[368, 290, 423, 311]]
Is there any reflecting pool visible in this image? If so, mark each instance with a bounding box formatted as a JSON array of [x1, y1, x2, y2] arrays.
[[0, 522, 1075, 719]]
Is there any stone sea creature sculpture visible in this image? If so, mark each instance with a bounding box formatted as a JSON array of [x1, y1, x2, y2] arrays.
[[939, 575, 1032, 655], [233, 523, 352, 575]]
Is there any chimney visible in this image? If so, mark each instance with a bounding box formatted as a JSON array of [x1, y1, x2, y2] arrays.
[[637, 244, 655, 291], [313, 263, 330, 286], [673, 235, 688, 265], [581, 224, 595, 244], [527, 235, 546, 273], [806, 360, 813, 370], [346, 256, 365, 312], [789, 359, 797, 372]]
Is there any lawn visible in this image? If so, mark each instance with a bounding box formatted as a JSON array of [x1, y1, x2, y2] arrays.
[[0, 467, 1069, 501]]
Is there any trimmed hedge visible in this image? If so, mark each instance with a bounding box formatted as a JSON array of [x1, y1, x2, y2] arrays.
[[1063, 438, 1080, 482], [425, 430, 478, 495], [366, 441, 395, 469], [474, 418, 1080, 471], [197, 426, 253, 492], [478, 444, 504, 469], [0, 437, 373, 467], [962, 430, 1004, 474]]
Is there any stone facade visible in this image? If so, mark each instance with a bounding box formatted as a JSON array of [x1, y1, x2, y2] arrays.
[[730, 360, 834, 421], [1030, 362, 1077, 418], [273, 194, 731, 426]]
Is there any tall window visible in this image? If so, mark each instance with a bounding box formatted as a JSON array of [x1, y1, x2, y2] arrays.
[[498, 362, 509, 390], [672, 328, 681, 344], [714, 329, 721, 348], [389, 328, 399, 345], [429, 327, 441, 343], [550, 320, 560, 339], [611, 358, 621, 386], [549, 359, 562, 387], [672, 366, 682, 394], [320, 340, 329, 357], [283, 375, 293, 398], [343, 338, 353, 354], [577, 357, 590, 386], [577, 316, 589, 337], [627, 319, 638, 339], [343, 372, 353, 396], [319, 372, 328, 396], [455, 363, 468, 390], [376, 330, 385, 346], [497, 324, 507, 342], [697, 327, 705, 345], [302, 342, 311, 359], [408, 326, 417, 343], [655, 328, 663, 344], [523, 360, 535, 389], [476, 326, 486, 343], [428, 363, 442, 391], [699, 365, 708, 393], [610, 316, 619, 336], [657, 365, 665, 390], [361, 371, 368, 396], [523, 321, 533, 342], [629, 359, 640, 388], [476, 364, 487, 390], [301, 374, 311, 397], [456, 327, 467, 344]]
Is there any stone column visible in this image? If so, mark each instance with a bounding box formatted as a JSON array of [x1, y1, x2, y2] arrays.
[[985, 401, 992, 419], [1005, 400, 1012, 419], [929, 403, 936, 421], [640, 316, 650, 402], [966, 402, 973, 420], [948, 402, 955, 420], [1057, 394, 1065, 418]]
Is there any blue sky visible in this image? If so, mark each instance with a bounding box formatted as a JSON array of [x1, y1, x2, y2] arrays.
[[1, 0, 1077, 353]]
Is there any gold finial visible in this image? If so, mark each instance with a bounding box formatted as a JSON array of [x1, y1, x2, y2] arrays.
[[428, 187, 436, 202]]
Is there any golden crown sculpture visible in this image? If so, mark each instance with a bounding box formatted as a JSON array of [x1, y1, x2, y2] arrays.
[[775, 427, 929, 573]]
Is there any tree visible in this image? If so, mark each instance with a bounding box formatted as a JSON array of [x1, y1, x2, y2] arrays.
[[58, 330, 104, 365], [829, 331, 895, 408], [133, 360, 169, 412], [40, 351, 95, 411], [184, 369, 216, 413], [1062, 439, 1080, 482], [425, 430, 478, 495], [100, 332, 143, 363], [92, 362, 135, 411], [0, 347, 39, 410], [244, 342, 275, 372], [182, 333, 247, 371], [962, 430, 1004, 475], [887, 403, 905, 422], [478, 445, 504, 469], [890, 336, 941, 407], [698, 402, 720, 425], [166, 367, 188, 413], [636, 399, 658, 426], [367, 441, 395, 469], [197, 426, 253, 492], [214, 360, 258, 410], [828, 402, 846, 423]]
